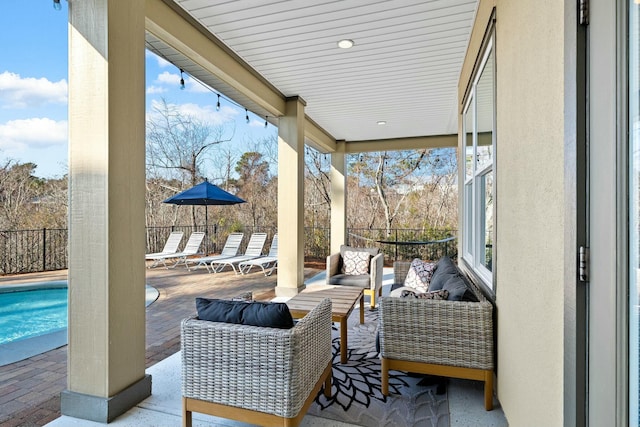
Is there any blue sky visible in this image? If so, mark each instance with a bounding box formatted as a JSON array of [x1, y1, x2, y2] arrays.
[[0, 1, 276, 179]]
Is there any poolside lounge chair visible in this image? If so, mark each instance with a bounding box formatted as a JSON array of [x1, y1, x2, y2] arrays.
[[145, 231, 184, 268], [238, 234, 278, 276], [146, 231, 205, 269], [184, 232, 244, 272], [209, 232, 267, 274]]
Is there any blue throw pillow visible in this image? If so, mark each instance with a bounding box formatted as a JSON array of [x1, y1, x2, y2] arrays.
[[195, 298, 294, 329]]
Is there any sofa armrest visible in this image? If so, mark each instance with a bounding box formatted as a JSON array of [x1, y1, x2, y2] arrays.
[[181, 298, 333, 418], [379, 297, 494, 371], [326, 252, 341, 283], [393, 261, 411, 286], [369, 253, 384, 291]]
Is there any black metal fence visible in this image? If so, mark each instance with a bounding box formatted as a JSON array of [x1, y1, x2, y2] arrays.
[[0, 228, 68, 275], [0, 226, 457, 275]]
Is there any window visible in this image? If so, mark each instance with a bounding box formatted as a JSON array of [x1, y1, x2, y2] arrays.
[[628, 1, 640, 424], [462, 36, 495, 288]]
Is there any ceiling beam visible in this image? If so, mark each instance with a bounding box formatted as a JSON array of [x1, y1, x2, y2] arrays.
[[145, 0, 286, 117], [304, 116, 337, 153], [343, 134, 458, 154]]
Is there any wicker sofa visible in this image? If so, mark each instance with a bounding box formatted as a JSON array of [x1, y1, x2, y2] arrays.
[[378, 258, 495, 410], [181, 298, 333, 427]]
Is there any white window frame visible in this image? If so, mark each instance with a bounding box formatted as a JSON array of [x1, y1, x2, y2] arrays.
[[462, 35, 495, 289]]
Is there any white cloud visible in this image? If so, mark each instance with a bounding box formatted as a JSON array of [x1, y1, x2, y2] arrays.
[[146, 50, 172, 68], [156, 71, 180, 86], [249, 118, 267, 128], [0, 71, 67, 109], [187, 77, 212, 93], [0, 118, 68, 151], [154, 71, 213, 94], [146, 85, 167, 95], [148, 99, 238, 126]]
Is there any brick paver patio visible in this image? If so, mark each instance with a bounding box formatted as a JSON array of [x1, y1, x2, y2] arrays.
[[0, 264, 322, 426]]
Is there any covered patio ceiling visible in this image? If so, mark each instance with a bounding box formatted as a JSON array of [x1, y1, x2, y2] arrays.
[[145, 0, 479, 152]]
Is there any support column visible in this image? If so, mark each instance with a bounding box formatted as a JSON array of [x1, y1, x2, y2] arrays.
[[330, 142, 347, 253], [276, 97, 306, 297], [62, 0, 149, 422]]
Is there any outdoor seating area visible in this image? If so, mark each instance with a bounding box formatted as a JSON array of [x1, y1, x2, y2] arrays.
[[0, 261, 507, 427]]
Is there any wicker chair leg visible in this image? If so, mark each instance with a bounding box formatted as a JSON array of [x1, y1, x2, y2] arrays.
[[324, 364, 332, 397], [484, 370, 494, 411], [182, 397, 192, 427], [381, 358, 389, 396]]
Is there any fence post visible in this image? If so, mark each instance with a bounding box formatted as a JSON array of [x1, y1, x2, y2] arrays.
[[42, 228, 47, 272]]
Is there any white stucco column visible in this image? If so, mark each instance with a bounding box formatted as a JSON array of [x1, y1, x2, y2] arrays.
[[62, 0, 149, 422], [330, 141, 347, 253], [276, 97, 306, 297]]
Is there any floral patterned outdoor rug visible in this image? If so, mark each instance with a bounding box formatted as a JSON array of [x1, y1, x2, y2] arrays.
[[307, 309, 449, 427]]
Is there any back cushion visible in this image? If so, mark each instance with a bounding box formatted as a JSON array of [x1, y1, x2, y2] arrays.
[[196, 298, 294, 329], [339, 245, 379, 274], [342, 250, 371, 275], [441, 275, 479, 302], [428, 257, 459, 291]]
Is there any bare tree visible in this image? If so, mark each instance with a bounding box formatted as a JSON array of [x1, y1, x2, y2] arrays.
[[146, 98, 234, 227]]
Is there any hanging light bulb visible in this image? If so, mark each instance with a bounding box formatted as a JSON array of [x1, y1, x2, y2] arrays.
[[179, 69, 185, 90], [245, 109, 250, 124], [264, 116, 268, 128], [53, 0, 62, 10], [216, 94, 221, 111]]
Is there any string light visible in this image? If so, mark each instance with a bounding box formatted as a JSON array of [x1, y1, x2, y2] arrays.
[[264, 116, 268, 128], [150, 49, 272, 128]]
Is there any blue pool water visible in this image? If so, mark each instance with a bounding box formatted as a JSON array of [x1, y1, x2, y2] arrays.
[[0, 283, 159, 347], [0, 287, 67, 345]]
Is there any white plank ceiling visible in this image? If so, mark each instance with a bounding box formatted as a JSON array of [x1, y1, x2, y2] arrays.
[[150, 0, 478, 146]]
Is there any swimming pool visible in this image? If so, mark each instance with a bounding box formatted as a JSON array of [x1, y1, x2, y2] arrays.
[[0, 282, 159, 366], [0, 285, 67, 345]]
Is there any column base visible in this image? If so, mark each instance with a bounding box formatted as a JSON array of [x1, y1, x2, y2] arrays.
[[61, 374, 151, 423], [275, 283, 306, 298]]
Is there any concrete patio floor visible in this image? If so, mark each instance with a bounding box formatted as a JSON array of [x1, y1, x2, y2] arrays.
[[0, 264, 508, 427]]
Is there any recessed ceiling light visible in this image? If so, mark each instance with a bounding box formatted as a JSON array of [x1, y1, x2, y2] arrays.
[[377, 121, 387, 125], [337, 39, 354, 49]]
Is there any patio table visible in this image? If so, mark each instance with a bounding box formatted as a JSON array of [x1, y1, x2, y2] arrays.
[[286, 285, 364, 363]]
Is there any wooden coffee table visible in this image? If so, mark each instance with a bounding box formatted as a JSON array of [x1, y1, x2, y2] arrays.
[[286, 285, 364, 363]]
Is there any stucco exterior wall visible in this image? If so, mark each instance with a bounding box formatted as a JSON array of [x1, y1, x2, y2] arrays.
[[494, 1, 566, 424], [460, 0, 569, 424]]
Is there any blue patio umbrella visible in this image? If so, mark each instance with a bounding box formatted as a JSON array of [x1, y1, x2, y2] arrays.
[[163, 181, 246, 251]]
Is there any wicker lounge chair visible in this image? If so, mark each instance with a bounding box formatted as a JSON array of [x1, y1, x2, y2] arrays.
[[181, 298, 333, 427], [184, 232, 244, 272], [238, 234, 278, 276]]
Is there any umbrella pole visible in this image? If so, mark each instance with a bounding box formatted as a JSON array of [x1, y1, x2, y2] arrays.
[[205, 205, 208, 255]]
